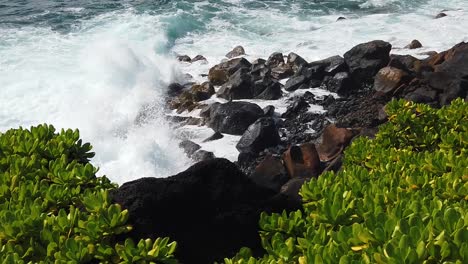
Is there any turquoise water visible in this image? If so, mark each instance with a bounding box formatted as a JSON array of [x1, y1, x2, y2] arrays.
[[0, 0, 467, 183]]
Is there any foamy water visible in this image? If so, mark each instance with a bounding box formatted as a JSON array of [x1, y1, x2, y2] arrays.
[[0, 0, 467, 184]]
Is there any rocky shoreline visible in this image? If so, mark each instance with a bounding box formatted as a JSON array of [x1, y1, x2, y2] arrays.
[[113, 40, 467, 263]]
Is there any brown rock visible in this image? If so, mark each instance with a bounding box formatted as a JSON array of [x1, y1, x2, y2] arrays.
[[208, 58, 252, 85], [374, 66, 409, 94], [316, 125, 356, 162], [250, 155, 289, 192], [282, 143, 320, 178], [405, 39, 423, 49], [191, 82, 215, 101]]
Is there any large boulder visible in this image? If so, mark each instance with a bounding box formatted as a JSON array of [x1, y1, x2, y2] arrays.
[[217, 68, 254, 100], [323, 72, 353, 95], [373, 67, 409, 95], [287, 52, 308, 72], [112, 158, 298, 263], [282, 143, 321, 178], [426, 72, 468, 105], [309, 55, 347, 77], [253, 78, 283, 100], [316, 125, 356, 162], [433, 42, 468, 78], [266, 52, 285, 68], [236, 117, 281, 154], [209, 101, 264, 135], [284, 75, 307, 91], [208, 58, 252, 85], [344, 40, 392, 87]]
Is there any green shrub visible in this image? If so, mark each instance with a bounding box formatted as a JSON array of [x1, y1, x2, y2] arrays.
[[0, 124, 177, 263], [226, 99, 468, 263]]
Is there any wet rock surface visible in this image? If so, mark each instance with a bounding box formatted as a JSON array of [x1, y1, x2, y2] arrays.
[[120, 41, 468, 264]]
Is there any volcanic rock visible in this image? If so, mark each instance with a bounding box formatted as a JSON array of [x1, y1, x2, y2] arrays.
[[316, 125, 356, 162], [177, 55, 191, 62], [112, 158, 298, 263], [208, 101, 263, 135], [344, 40, 392, 87], [236, 117, 281, 154], [179, 140, 201, 157], [217, 68, 254, 100], [373, 67, 409, 94], [323, 72, 353, 95], [250, 155, 289, 192], [208, 58, 252, 85], [405, 40, 423, 49], [266, 52, 285, 68], [282, 143, 321, 178], [226, 45, 246, 58]]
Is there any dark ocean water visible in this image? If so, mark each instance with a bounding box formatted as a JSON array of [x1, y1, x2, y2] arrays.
[[0, 0, 429, 32]]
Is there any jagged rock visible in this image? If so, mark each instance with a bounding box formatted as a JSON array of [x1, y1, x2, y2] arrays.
[[316, 125, 356, 162], [179, 140, 201, 157], [323, 72, 353, 95], [217, 68, 254, 100], [309, 55, 347, 77], [200, 102, 219, 120], [284, 75, 307, 91], [426, 72, 468, 105], [270, 63, 294, 80], [404, 87, 438, 104], [192, 55, 207, 63], [192, 150, 215, 162], [263, 105, 275, 116], [202, 131, 224, 142], [167, 82, 184, 97], [282, 143, 321, 178], [236, 117, 281, 154], [177, 55, 191, 62], [266, 52, 285, 68], [405, 40, 423, 49], [191, 82, 215, 101], [374, 67, 409, 94], [344, 40, 392, 87], [433, 42, 468, 77], [253, 78, 282, 100], [282, 96, 309, 118], [250, 59, 270, 80], [388, 54, 420, 73], [435, 12, 447, 19], [112, 158, 299, 263], [250, 155, 289, 192], [226, 45, 246, 58], [287, 52, 308, 72], [209, 101, 263, 135], [208, 58, 252, 85]]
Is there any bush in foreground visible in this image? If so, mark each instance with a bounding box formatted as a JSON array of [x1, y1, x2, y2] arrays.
[[227, 99, 467, 263], [0, 125, 177, 263]]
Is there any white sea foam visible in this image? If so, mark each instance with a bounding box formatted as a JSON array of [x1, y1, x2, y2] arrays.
[[0, 11, 191, 184], [1, 0, 467, 184]]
